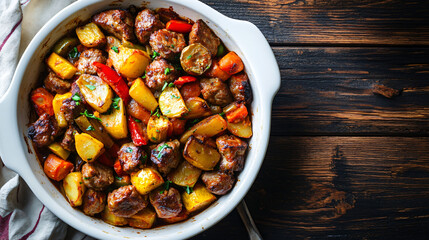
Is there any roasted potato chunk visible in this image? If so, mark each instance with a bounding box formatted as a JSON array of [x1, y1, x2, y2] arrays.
[[180, 114, 227, 143], [130, 168, 164, 195], [52, 92, 72, 128], [74, 133, 104, 162], [227, 116, 252, 138], [76, 22, 106, 47], [63, 172, 86, 207], [109, 46, 150, 78], [100, 98, 128, 139], [128, 208, 157, 229], [101, 205, 128, 226], [159, 86, 188, 118], [184, 97, 212, 119], [182, 183, 216, 213], [147, 115, 171, 143], [48, 142, 71, 160], [46, 52, 77, 79], [76, 74, 113, 113], [129, 78, 158, 112], [168, 160, 202, 187], [183, 135, 221, 171]]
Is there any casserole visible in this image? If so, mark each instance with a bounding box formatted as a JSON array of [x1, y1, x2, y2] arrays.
[[0, 0, 280, 239]]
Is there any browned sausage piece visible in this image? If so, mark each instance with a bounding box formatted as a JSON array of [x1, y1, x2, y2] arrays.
[[82, 162, 114, 191], [61, 82, 85, 123], [82, 189, 106, 216], [189, 19, 220, 56], [200, 78, 233, 107], [229, 72, 252, 104], [149, 29, 186, 60], [43, 71, 71, 94], [118, 142, 145, 174], [74, 48, 106, 75], [145, 59, 178, 91], [180, 43, 212, 76], [27, 113, 60, 148], [216, 135, 248, 172], [156, 7, 180, 23], [92, 10, 135, 41], [149, 187, 182, 218], [108, 185, 147, 217], [202, 171, 235, 195], [61, 124, 78, 152], [135, 9, 165, 44], [150, 140, 181, 175]]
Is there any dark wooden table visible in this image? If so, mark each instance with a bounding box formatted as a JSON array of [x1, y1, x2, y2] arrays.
[[192, 0, 429, 239]]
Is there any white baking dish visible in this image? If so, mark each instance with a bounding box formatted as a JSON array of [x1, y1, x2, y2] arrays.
[[0, 0, 280, 239]]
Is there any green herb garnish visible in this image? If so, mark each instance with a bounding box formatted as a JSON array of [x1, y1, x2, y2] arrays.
[[85, 85, 96, 91], [219, 112, 226, 117], [156, 143, 172, 159], [72, 93, 81, 106], [134, 118, 141, 123], [142, 70, 147, 79], [184, 186, 193, 194], [68, 47, 79, 59], [152, 51, 159, 59], [152, 108, 161, 117], [168, 82, 175, 88], [151, 137, 157, 141], [140, 154, 147, 164], [164, 67, 171, 75], [111, 46, 119, 53], [112, 96, 121, 110], [126, 147, 133, 153], [171, 94, 180, 99], [162, 82, 168, 91], [160, 180, 172, 194], [83, 177, 90, 180], [86, 125, 95, 131], [115, 176, 122, 180], [186, 54, 192, 60], [80, 109, 101, 121]]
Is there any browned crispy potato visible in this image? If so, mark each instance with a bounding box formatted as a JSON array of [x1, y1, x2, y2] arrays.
[[181, 183, 216, 213], [180, 114, 227, 143], [168, 160, 201, 187], [183, 135, 221, 171]]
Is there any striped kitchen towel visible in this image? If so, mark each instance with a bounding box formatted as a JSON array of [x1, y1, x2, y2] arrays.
[[0, 0, 95, 239]]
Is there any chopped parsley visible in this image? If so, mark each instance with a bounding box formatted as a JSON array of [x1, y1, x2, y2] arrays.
[[160, 180, 172, 194], [86, 125, 95, 131], [134, 118, 141, 123], [142, 70, 147, 79], [80, 109, 101, 121], [168, 82, 175, 88], [156, 143, 172, 159], [186, 54, 192, 60], [111, 46, 119, 53], [140, 154, 147, 164], [112, 96, 121, 110], [164, 67, 171, 75], [115, 176, 122, 181], [151, 137, 157, 141], [72, 93, 81, 106], [126, 147, 133, 153], [162, 82, 168, 91], [83, 177, 90, 180], [184, 185, 193, 194], [152, 108, 161, 117], [156, 129, 160, 133], [85, 84, 96, 91], [219, 112, 226, 117], [68, 47, 79, 59], [152, 51, 159, 59], [171, 44, 175, 48], [171, 94, 180, 99]]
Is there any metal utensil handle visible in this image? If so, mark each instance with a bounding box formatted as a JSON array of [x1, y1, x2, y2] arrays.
[[237, 200, 263, 240]]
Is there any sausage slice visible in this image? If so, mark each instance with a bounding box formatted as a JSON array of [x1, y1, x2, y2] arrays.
[[118, 142, 145, 174], [108, 185, 148, 217], [27, 113, 60, 148], [74, 48, 106, 75], [229, 72, 252, 104], [150, 140, 181, 175], [145, 59, 178, 91], [200, 78, 233, 107], [149, 29, 186, 60], [202, 171, 235, 195], [83, 189, 106, 216], [189, 19, 220, 56], [135, 9, 165, 44], [93, 10, 135, 41], [43, 72, 71, 94], [82, 162, 114, 191], [216, 135, 248, 172]]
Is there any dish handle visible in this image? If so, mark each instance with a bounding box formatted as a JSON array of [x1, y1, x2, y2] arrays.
[[225, 19, 281, 101], [0, 92, 21, 174]]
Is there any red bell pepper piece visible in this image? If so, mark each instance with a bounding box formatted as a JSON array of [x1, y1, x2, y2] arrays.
[[114, 159, 126, 176], [174, 76, 197, 86], [31, 88, 54, 116], [166, 20, 193, 33], [128, 116, 148, 146], [93, 62, 130, 104]]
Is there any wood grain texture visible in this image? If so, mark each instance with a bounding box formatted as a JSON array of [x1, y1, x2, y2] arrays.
[[201, 0, 429, 45], [271, 47, 429, 136], [244, 136, 429, 239]]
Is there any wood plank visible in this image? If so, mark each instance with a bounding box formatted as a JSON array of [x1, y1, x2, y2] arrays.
[[202, 0, 429, 45], [270, 47, 429, 136], [242, 136, 429, 239]]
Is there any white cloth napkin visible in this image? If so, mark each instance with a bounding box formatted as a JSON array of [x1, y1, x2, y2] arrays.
[[0, 0, 95, 239]]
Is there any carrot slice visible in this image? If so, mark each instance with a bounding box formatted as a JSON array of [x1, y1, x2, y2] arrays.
[[170, 118, 187, 136], [44, 154, 74, 181], [180, 82, 201, 100], [31, 88, 54, 116], [218, 52, 244, 75], [205, 59, 231, 81]]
